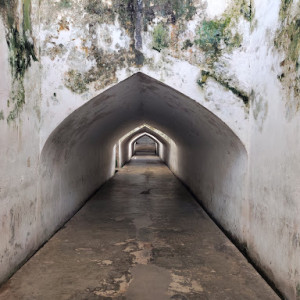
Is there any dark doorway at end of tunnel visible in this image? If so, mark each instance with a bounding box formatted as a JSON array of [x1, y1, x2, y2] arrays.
[[134, 135, 158, 156]]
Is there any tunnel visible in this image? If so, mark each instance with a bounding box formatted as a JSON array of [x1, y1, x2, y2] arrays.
[[118, 125, 173, 168], [1, 0, 299, 297], [131, 135, 157, 156], [0, 71, 279, 299], [39, 72, 248, 247]]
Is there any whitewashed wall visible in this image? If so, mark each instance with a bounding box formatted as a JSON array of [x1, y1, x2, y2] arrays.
[[0, 0, 300, 298]]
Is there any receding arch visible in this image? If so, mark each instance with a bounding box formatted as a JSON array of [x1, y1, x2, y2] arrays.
[[130, 133, 164, 159], [132, 133, 159, 156], [39, 72, 247, 245], [118, 125, 174, 167]]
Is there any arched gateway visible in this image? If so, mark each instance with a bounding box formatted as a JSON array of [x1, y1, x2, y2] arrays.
[[39, 72, 247, 246]]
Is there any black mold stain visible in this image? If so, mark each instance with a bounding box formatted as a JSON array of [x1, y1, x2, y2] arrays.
[[62, 0, 197, 93], [197, 70, 249, 105]]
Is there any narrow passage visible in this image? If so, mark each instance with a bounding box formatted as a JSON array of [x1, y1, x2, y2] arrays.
[[0, 155, 278, 300]]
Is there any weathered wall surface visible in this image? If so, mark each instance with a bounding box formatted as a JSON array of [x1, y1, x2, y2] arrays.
[[0, 0, 41, 285], [38, 0, 250, 147], [39, 132, 116, 242], [1, 0, 300, 299], [246, 1, 300, 298]]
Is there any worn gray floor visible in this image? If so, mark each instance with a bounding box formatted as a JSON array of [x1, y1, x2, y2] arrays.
[[0, 155, 278, 300]]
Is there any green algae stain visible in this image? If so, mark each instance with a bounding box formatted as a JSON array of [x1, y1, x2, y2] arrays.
[[0, 0, 17, 27], [60, 0, 72, 9], [64, 70, 89, 94], [286, 20, 300, 63], [181, 39, 193, 50], [7, 27, 37, 79], [275, 0, 300, 66], [279, 0, 293, 20], [144, 0, 196, 24], [79, 0, 196, 89], [197, 70, 210, 87], [165, 0, 196, 22], [23, 0, 31, 32], [193, 1, 249, 104], [240, 0, 252, 21], [7, 83, 25, 122], [296, 283, 300, 299], [85, 0, 105, 15], [195, 18, 231, 56], [193, 0, 250, 59], [85, 0, 115, 23], [0, 110, 4, 121], [0, 0, 37, 122], [275, 1, 300, 118], [6, 27, 37, 122], [229, 32, 243, 50], [197, 70, 249, 105], [296, 284, 300, 299], [184, 1, 197, 21], [117, 0, 135, 30], [152, 23, 169, 52]]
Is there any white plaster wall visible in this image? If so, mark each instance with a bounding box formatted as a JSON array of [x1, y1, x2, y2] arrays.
[[246, 0, 300, 298], [1, 0, 300, 299], [175, 141, 248, 242], [39, 138, 115, 241], [0, 5, 41, 284]]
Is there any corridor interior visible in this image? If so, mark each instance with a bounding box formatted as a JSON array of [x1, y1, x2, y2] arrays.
[[0, 139, 278, 300]]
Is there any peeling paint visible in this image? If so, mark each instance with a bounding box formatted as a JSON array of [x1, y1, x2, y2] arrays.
[[64, 70, 88, 94], [168, 273, 204, 295], [93, 274, 132, 297]]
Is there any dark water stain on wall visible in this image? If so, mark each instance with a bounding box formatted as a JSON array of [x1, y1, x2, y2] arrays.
[[47, 0, 198, 94], [197, 70, 249, 105], [0, 0, 37, 122], [193, 0, 250, 107], [41, 0, 250, 112]]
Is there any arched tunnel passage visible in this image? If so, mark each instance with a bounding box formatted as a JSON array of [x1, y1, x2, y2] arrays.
[[0, 72, 279, 299], [133, 134, 157, 156], [117, 124, 173, 168], [39, 71, 248, 245]]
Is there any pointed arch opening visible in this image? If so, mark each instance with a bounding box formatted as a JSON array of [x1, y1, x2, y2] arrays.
[[133, 134, 157, 156], [116, 124, 175, 168], [39, 72, 247, 245]]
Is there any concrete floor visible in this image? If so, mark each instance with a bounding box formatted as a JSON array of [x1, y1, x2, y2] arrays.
[[0, 155, 278, 300]]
